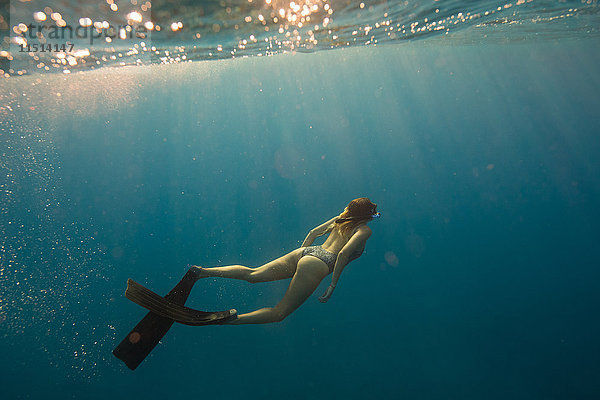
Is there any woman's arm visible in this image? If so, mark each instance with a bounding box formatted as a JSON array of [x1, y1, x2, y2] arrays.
[[319, 225, 372, 302], [301, 215, 340, 247]]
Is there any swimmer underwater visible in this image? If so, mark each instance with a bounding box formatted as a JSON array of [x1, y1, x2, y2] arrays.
[[113, 197, 379, 369]]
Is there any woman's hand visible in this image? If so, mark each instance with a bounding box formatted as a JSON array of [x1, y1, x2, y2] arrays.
[[319, 285, 335, 303]]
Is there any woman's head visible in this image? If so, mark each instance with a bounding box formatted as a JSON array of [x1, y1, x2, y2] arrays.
[[335, 197, 378, 236], [342, 197, 378, 218]]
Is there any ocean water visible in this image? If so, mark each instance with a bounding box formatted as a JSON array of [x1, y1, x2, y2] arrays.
[[1, 1, 600, 399]]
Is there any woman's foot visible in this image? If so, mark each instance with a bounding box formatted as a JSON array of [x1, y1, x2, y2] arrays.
[[189, 265, 208, 281], [221, 310, 239, 325]]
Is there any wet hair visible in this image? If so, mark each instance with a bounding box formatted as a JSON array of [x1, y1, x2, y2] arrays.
[[335, 197, 377, 237]]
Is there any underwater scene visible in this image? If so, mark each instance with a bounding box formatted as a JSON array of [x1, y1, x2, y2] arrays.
[[1, 0, 600, 399]]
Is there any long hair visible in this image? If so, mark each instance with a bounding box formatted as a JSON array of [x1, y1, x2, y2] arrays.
[[335, 197, 377, 237]]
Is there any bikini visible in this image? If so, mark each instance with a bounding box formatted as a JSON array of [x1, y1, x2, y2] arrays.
[[301, 245, 364, 274]]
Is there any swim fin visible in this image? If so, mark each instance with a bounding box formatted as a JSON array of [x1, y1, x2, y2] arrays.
[[125, 279, 237, 326], [112, 268, 199, 370]]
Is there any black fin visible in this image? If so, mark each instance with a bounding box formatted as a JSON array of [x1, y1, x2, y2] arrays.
[[112, 269, 198, 370], [125, 279, 237, 326]]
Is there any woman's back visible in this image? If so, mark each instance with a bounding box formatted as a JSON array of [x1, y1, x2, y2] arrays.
[[321, 224, 366, 255]]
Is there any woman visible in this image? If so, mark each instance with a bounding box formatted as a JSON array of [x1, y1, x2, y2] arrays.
[[114, 197, 379, 369], [192, 197, 379, 324]]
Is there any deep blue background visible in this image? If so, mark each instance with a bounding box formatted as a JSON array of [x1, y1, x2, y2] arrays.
[[1, 39, 599, 399]]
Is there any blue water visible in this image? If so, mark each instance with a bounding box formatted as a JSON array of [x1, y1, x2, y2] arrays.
[[2, 20, 600, 400]]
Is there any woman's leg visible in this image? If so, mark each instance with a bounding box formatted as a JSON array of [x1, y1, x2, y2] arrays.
[[230, 256, 330, 324], [194, 248, 303, 283]]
